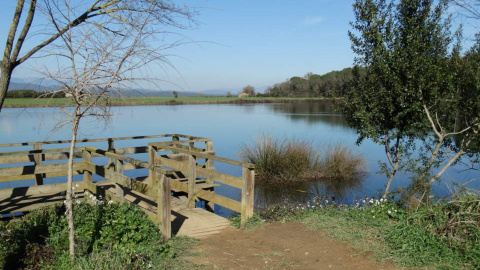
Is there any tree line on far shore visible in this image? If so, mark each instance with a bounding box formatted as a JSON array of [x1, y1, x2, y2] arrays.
[[239, 67, 361, 98], [6, 89, 66, 98]]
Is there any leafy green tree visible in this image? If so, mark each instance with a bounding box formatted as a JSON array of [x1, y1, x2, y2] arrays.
[[343, 0, 479, 200]]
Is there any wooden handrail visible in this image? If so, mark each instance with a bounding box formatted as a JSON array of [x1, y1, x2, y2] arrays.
[[84, 147, 173, 175], [150, 143, 255, 169], [0, 134, 210, 148]]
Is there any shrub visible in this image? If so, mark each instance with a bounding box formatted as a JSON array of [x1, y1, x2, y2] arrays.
[[0, 200, 173, 269]]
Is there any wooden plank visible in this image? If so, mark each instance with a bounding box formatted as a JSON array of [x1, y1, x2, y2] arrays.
[[115, 159, 125, 202], [33, 143, 44, 185], [0, 147, 84, 158], [0, 182, 84, 199], [115, 146, 149, 155], [241, 167, 255, 228], [150, 144, 254, 168], [85, 147, 171, 174], [0, 162, 85, 178], [157, 173, 171, 240], [156, 156, 242, 189], [188, 155, 196, 208], [0, 151, 85, 164], [84, 162, 155, 198], [155, 157, 189, 172], [170, 180, 241, 212], [0, 134, 179, 148], [0, 168, 84, 182], [196, 167, 242, 189], [194, 188, 242, 213], [82, 150, 92, 184]]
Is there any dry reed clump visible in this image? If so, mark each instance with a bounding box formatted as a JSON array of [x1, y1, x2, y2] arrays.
[[239, 135, 366, 183], [238, 135, 318, 182], [314, 144, 367, 182]]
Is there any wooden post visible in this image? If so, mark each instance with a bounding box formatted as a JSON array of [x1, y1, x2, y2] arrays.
[[82, 148, 93, 187], [33, 143, 44, 185], [115, 159, 124, 202], [148, 145, 157, 185], [205, 141, 215, 170], [188, 154, 196, 208], [204, 140, 215, 212], [107, 138, 115, 170], [241, 167, 255, 228], [157, 172, 171, 241], [172, 135, 179, 154]]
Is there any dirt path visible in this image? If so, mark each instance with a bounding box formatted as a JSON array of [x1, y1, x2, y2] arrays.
[[192, 222, 399, 270]]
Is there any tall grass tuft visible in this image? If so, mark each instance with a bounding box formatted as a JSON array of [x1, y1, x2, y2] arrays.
[[316, 144, 367, 182], [239, 135, 318, 182], [239, 135, 366, 183]]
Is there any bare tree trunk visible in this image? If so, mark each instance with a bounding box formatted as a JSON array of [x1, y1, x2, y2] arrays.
[[382, 135, 401, 199], [66, 107, 81, 259], [383, 160, 400, 199], [0, 65, 13, 112]]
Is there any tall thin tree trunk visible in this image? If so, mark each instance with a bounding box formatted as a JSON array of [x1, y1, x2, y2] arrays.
[[382, 135, 401, 199], [0, 64, 13, 112], [383, 160, 400, 199], [66, 107, 81, 259]]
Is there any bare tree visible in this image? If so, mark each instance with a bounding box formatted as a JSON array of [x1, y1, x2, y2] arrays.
[[36, 0, 195, 259], [0, 0, 194, 112]]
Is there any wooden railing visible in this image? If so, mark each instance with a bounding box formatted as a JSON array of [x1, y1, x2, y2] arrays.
[[0, 134, 255, 240]]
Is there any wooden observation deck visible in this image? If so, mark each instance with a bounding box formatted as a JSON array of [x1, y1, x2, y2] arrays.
[[0, 135, 255, 239]]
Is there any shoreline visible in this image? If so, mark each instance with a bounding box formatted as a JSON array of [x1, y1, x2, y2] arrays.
[[3, 97, 340, 108]]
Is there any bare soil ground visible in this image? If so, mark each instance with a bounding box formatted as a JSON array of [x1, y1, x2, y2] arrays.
[[191, 221, 399, 270]]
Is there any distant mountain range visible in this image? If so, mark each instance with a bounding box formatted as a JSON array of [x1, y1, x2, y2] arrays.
[[8, 78, 239, 97]]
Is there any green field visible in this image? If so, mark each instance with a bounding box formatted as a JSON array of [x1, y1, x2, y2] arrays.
[[3, 97, 331, 108]]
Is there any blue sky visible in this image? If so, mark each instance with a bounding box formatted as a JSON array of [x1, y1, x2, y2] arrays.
[[0, 0, 476, 93], [0, 0, 356, 92]]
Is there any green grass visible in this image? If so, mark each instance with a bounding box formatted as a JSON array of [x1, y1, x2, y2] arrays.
[[4, 96, 330, 108]]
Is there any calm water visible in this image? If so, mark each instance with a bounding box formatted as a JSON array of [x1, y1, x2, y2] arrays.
[[1, 103, 479, 216]]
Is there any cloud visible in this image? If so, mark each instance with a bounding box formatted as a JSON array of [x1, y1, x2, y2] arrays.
[[302, 16, 324, 26]]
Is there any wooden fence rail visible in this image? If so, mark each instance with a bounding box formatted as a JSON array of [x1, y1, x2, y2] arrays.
[[0, 134, 255, 240]]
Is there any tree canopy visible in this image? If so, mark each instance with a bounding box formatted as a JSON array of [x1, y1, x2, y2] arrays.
[[342, 0, 480, 200]]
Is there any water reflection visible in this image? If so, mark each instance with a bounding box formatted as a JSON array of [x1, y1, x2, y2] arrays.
[[255, 174, 365, 207], [267, 102, 349, 127]]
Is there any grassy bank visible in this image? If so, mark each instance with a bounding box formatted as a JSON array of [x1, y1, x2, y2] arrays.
[[3, 97, 334, 108], [234, 192, 480, 270]]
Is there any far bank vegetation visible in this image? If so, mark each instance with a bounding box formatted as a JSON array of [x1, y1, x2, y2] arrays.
[[239, 135, 366, 183]]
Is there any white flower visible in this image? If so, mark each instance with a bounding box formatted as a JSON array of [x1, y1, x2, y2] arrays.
[[76, 200, 82, 205], [108, 200, 114, 205], [63, 200, 67, 204], [75, 184, 79, 188], [387, 210, 392, 214]]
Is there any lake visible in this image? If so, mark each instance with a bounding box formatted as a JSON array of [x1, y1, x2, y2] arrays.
[[1, 102, 479, 216]]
